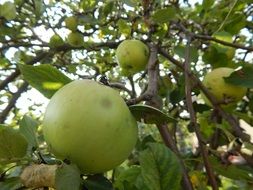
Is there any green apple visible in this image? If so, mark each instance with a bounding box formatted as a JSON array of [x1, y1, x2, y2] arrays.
[[201, 67, 247, 107], [64, 16, 78, 31], [67, 32, 84, 47], [116, 39, 149, 76], [49, 34, 65, 48], [43, 80, 138, 174]]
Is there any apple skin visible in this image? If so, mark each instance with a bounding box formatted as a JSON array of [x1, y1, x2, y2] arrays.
[[49, 34, 64, 48], [116, 40, 149, 76], [201, 67, 247, 107], [67, 32, 84, 47], [43, 80, 138, 174], [64, 16, 78, 31]]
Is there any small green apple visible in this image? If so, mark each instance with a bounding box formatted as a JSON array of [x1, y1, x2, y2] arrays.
[[201, 67, 247, 107], [49, 34, 65, 48], [67, 32, 84, 47], [116, 39, 149, 76], [64, 16, 78, 31], [43, 80, 138, 174]]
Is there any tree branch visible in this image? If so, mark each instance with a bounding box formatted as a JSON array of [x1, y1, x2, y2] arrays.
[[127, 43, 158, 105], [157, 124, 194, 190], [158, 47, 251, 143], [0, 82, 29, 123], [184, 38, 218, 190], [193, 34, 253, 52]]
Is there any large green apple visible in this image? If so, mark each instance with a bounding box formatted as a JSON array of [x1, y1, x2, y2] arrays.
[[116, 39, 149, 76], [64, 16, 78, 31], [67, 32, 84, 47], [43, 80, 138, 174], [201, 67, 247, 107]]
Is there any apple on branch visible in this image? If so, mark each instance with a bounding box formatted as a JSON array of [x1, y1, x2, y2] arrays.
[[201, 67, 247, 107], [116, 39, 149, 76], [43, 80, 138, 174]]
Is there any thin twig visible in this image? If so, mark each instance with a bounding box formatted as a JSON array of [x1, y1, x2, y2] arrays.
[[0, 82, 29, 123], [184, 38, 218, 190]]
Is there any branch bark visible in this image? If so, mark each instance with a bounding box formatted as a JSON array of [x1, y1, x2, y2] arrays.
[[158, 47, 250, 143], [184, 38, 218, 190], [0, 82, 29, 123]]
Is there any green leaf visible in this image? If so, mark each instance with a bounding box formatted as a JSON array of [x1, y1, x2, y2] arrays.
[[0, 2, 17, 20], [224, 65, 253, 88], [129, 104, 177, 125], [34, 0, 43, 18], [0, 177, 22, 190], [55, 163, 81, 190], [139, 143, 182, 190], [209, 156, 253, 181], [174, 45, 199, 63], [117, 19, 131, 36], [19, 64, 72, 98], [0, 125, 28, 164], [103, 1, 114, 17], [202, 0, 214, 10], [152, 7, 177, 23], [84, 174, 113, 190], [114, 166, 148, 190], [19, 115, 39, 151]]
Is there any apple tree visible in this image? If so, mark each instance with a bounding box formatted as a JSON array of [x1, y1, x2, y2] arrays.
[[0, 0, 253, 189]]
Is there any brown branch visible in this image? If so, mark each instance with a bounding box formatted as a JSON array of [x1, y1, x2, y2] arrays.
[[126, 43, 159, 105], [0, 51, 52, 91], [109, 82, 132, 96], [157, 124, 194, 190], [184, 38, 218, 190], [193, 34, 253, 52], [0, 82, 29, 123], [158, 48, 250, 143], [172, 22, 253, 52]]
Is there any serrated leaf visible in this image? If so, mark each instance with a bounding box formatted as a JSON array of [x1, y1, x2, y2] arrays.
[[224, 65, 253, 88], [19, 64, 72, 98], [139, 143, 182, 190], [114, 166, 148, 190], [55, 163, 81, 190], [152, 7, 176, 23], [84, 174, 113, 190], [0, 177, 22, 190], [0, 125, 28, 163], [19, 115, 39, 151], [129, 104, 177, 125]]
